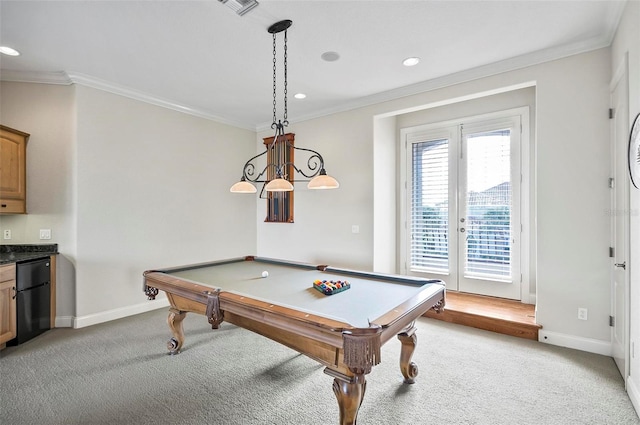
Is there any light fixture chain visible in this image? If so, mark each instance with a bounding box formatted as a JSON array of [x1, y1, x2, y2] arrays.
[[231, 20, 339, 195], [272, 32, 277, 126], [283, 29, 288, 124]]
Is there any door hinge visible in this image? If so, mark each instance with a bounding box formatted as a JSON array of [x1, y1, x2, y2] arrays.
[[609, 247, 615, 258], [610, 315, 615, 327], [609, 177, 615, 189], [609, 108, 615, 119]]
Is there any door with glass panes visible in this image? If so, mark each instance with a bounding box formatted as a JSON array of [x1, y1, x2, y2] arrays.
[[403, 113, 522, 300]]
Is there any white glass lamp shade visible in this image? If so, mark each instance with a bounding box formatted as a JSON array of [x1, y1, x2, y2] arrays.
[[307, 172, 339, 190], [230, 180, 257, 193], [265, 178, 294, 192]]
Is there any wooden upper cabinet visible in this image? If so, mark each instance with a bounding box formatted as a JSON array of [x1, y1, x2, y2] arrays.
[[0, 125, 29, 214]]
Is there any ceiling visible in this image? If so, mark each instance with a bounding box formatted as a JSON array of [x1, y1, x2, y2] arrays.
[[0, 0, 627, 130]]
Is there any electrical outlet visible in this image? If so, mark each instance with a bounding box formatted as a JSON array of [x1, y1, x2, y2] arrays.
[[351, 225, 360, 234], [3, 229, 11, 240], [578, 308, 588, 321], [39, 229, 51, 240]]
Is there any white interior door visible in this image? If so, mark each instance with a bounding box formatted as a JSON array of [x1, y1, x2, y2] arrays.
[[610, 58, 629, 378]]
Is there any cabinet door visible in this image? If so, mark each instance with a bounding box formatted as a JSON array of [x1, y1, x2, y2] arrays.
[[0, 276, 17, 346], [0, 126, 29, 207]]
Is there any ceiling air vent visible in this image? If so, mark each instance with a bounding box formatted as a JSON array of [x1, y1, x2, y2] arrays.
[[218, 0, 259, 16]]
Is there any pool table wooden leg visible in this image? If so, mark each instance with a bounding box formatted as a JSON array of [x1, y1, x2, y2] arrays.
[[166, 308, 186, 355], [330, 373, 366, 425], [397, 326, 418, 384]]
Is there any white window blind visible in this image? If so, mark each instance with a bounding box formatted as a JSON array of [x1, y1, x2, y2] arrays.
[[410, 139, 449, 272], [463, 129, 512, 279]]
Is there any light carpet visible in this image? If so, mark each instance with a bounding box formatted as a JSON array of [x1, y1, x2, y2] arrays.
[[1, 308, 638, 424]]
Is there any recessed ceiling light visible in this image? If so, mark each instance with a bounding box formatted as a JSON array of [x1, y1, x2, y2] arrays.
[[294, 93, 306, 99], [321, 51, 340, 62], [402, 57, 420, 67], [0, 46, 20, 56]]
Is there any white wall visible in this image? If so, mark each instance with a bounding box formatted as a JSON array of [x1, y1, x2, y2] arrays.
[[373, 115, 397, 274], [0, 81, 77, 321], [256, 113, 376, 271], [0, 81, 257, 326], [256, 48, 613, 352], [534, 50, 612, 350], [74, 85, 256, 322], [612, 0, 640, 412]]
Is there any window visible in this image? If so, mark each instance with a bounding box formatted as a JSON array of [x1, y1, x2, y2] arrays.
[[411, 138, 449, 272]]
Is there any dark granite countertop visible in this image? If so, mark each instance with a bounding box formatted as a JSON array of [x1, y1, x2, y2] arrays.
[[0, 244, 58, 265]]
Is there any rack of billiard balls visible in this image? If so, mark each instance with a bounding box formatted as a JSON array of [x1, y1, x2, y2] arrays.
[[313, 279, 351, 295]]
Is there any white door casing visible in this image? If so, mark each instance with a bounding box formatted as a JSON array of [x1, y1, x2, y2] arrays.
[[401, 108, 529, 301], [610, 54, 630, 379]]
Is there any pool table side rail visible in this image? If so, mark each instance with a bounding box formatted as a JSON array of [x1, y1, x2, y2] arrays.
[[323, 265, 442, 286], [153, 255, 326, 275], [375, 284, 445, 345]]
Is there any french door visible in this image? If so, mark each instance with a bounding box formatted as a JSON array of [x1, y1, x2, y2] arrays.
[[402, 110, 524, 300]]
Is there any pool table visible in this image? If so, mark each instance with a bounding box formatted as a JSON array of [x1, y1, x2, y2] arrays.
[[143, 256, 445, 425]]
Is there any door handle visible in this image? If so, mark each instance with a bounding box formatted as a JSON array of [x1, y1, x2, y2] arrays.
[[12, 286, 16, 300], [614, 262, 626, 270]]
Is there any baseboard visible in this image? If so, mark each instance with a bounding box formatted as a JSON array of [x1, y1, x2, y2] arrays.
[[520, 291, 537, 305], [54, 316, 74, 328], [627, 376, 640, 417], [73, 298, 170, 329], [538, 329, 612, 356]]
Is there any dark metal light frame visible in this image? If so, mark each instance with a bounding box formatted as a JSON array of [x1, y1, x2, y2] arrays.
[[230, 20, 338, 197]]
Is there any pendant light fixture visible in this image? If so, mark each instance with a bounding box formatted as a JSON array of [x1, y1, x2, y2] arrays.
[[230, 20, 339, 196]]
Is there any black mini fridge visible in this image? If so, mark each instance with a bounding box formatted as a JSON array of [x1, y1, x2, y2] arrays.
[[10, 258, 51, 345]]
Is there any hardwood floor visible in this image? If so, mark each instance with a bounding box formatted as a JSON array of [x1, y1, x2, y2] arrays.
[[424, 291, 541, 340]]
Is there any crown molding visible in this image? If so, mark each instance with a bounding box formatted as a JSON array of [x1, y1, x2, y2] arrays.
[[0, 69, 72, 85], [0, 69, 254, 131], [268, 34, 614, 131], [2, 23, 619, 134], [66, 72, 254, 131]]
